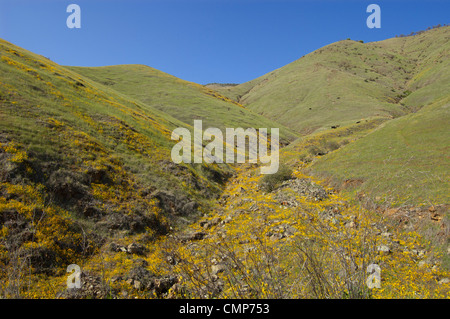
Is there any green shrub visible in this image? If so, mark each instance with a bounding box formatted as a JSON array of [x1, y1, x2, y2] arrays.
[[259, 164, 293, 192]]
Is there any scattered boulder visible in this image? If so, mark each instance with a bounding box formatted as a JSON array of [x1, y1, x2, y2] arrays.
[[211, 263, 226, 276], [127, 243, 146, 255], [178, 231, 207, 242], [109, 242, 146, 255], [125, 266, 178, 296], [200, 217, 222, 229], [277, 178, 329, 201], [57, 271, 114, 299], [109, 242, 127, 253], [377, 245, 391, 255]]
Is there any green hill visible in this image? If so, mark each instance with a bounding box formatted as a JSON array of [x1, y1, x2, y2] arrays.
[[211, 26, 450, 206], [311, 92, 449, 206], [0, 25, 449, 299], [302, 27, 450, 206], [0, 38, 237, 281], [217, 26, 450, 135], [67, 64, 298, 144]]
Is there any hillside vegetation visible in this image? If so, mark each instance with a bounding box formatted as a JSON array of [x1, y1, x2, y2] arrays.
[[0, 26, 448, 299], [217, 26, 450, 135], [0, 38, 237, 296], [68, 65, 298, 144]]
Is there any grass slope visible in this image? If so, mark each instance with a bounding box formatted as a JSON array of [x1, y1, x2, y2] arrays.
[[218, 26, 450, 135], [68, 64, 298, 144], [311, 95, 450, 206], [308, 27, 450, 206], [0, 38, 235, 285]]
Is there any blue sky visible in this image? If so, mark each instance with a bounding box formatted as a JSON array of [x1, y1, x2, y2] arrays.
[[0, 0, 448, 84]]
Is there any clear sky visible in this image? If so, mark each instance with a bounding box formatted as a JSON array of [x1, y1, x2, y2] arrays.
[[0, 0, 448, 84]]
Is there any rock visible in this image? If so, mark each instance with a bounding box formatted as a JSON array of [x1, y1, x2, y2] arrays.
[[438, 278, 450, 285], [166, 283, 184, 299], [110, 276, 122, 283], [221, 216, 232, 224], [57, 271, 114, 299], [377, 245, 391, 255], [179, 231, 207, 242], [127, 243, 145, 255], [430, 213, 441, 221], [133, 280, 142, 290], [109, 242, 126, 252], [381, 232, 393, 238], [418, 250, 426, 258], [277, 178, 329, 201], [126, 266, 155, 290], [345, 221, 357, 228], [166, 255, 177, 265], [211, 263, 226, 276], [200, 217, 222, 229], [126, 278, 134, 285], [154, 276, 178, 295], [268, 232, 286, 240]]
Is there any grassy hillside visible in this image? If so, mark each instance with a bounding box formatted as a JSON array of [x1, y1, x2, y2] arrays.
[[68, 65, 298, 144], [0, 26, 448, 299], [295, 27, 450, 207], [218, 26, 450, 135], [0, 37, 236, 291], [213, 26, 449, 207], [311, 95, 450, 206]]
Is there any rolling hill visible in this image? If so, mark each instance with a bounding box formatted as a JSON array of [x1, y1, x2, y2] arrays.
[[0, 25, 448, 299], [67, 64, 298, 144], [0, 37, 241, 283], [216, 26, 450, 136], [209, 26, 449, 207]]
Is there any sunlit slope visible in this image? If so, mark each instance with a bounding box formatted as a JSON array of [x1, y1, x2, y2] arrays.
[[310, 96, 450, 206], [0, 37, 235, 276], [218, 26, 450, 135], [308, 28, 450, 206], [68, 64, 298, 143]]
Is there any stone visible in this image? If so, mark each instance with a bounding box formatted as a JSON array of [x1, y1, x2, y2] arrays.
[[430, 213, 441, 221], [134, 280, 142, 290], [127, 243, 145, 255], [126, 278, 134, 285], [418, 261, 429, 269], [377, 245, 391, 255], [179, 231, 207, 242], [346, 221, 356, 228], [211, 263, 226, 276], [381, 232, 393, 238]]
